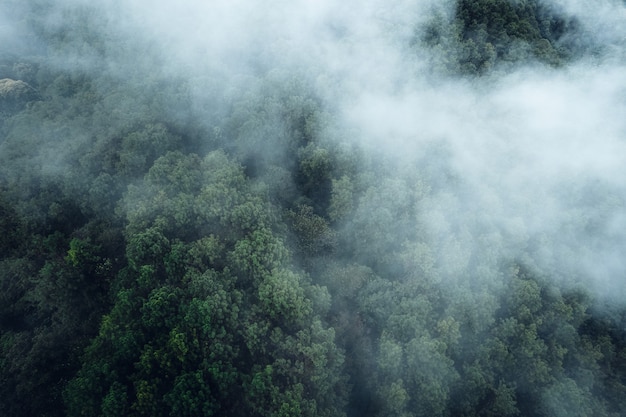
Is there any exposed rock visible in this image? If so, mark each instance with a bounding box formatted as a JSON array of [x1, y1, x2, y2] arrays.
[[0, 78, 39, 113]]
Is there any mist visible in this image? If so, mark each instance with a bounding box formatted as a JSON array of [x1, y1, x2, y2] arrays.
[[106, 0, 626, 299], [2, 0, 626, 416]]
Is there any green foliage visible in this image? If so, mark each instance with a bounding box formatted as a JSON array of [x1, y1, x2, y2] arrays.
[[296, 143, 334, 210], [0, 192, 21, 255], [65, 237, 100, 268], [61, 141, 348, 417], [286, 204, 337, 257], [126, 227, 170, 271], [329, 175, 354, 223], [164, 371, 218, 417], [101, 382, 129, 417], [422, 0, 585, 75], [258, 269, 312, 325], [117, 124, 182, 177]]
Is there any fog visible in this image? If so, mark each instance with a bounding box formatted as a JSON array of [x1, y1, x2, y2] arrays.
[[9, 0, 626, 296], [92, 0, 626, 300]]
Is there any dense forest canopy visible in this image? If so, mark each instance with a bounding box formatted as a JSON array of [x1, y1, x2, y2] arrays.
[[1, 0, 626, 416]]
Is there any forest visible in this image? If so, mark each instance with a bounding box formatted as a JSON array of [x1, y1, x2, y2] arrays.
[[1, 0, 625, 416]]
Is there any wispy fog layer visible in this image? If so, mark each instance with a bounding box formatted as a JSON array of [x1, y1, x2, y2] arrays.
[[18, 0, 626, 298], [107, 0, 626, 299]]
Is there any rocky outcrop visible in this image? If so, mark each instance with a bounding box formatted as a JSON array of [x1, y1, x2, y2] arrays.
[[0, 78, 39, 114]]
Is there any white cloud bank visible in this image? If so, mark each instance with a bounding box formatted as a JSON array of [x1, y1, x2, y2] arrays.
[[25, 0, 626, 299]]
